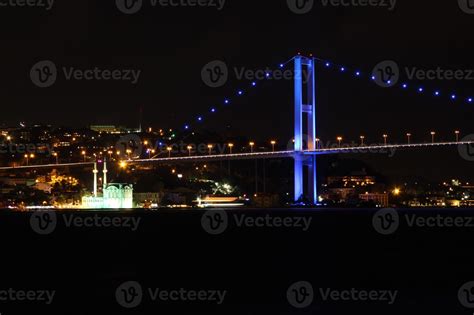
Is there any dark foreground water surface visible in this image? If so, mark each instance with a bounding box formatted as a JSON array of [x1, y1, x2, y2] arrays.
[[1, 208, 474, 314]]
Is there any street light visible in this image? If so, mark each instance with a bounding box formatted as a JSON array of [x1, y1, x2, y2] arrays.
[[25, 153, 35, 166], [228, 143, 234, 154], [383, 134, 388, 146], [337, 137, 343, 147], [360, 136, 365, 146], [126, 149, 132, 160], [81, 150, 86, 162], [208, 144, 213, 155], [455, 130, 460, 142], [187, 145, 193, 156], [406, 133, 412, 144], [249, 142, 255, 153], [167, 147, 172, 158], [316, 138, 320, 149], [430, 131, 436, 144], [53, 152, 59, 164], [270, 140, 276, 152]]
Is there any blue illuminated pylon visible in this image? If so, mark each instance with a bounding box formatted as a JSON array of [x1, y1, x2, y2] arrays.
[[294, 56, 317, 205]]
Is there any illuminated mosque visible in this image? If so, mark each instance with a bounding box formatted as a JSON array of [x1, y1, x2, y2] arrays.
[[81, 159, 133, 209]]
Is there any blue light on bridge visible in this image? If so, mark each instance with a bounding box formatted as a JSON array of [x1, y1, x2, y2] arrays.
[[451, 94, 456, 100], [355, 71, 361, 76], [197, 117, 203, 122], [469, 98, 473, 103], [340, 67, 345, 72], [325, 62, 330, 67], [251, 82, 256, 87], [418, 88, 424, 93], [211, 108, 216, 113], [224, 99, 230, 104], [238, 90, 243, 96], [402, 84, 408, 89], [435, 91, 440, 96]]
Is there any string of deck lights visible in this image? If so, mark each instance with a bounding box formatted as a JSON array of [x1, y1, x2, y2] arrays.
[[179, 54, 473, 132]]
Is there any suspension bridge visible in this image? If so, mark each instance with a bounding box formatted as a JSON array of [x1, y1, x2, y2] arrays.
[[2, 55, 474, 205]]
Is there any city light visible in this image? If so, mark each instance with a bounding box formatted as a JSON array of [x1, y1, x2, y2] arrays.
[[270, 140, 276, 152]]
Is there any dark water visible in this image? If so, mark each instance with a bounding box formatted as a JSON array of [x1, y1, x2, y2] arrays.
[[1, 208, 473, 314]]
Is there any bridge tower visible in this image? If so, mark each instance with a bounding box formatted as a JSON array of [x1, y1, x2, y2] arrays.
[[294, 56, 317, 204]]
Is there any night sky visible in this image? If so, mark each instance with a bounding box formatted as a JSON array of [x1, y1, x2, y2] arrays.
[[1, 0, 474, 181]]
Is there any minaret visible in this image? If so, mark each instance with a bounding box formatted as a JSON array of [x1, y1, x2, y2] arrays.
[[93, 162, 98, 197], [103, 157, 108, 190]]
